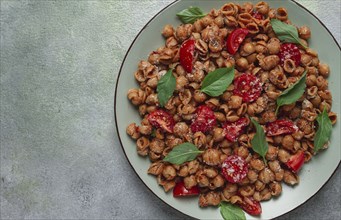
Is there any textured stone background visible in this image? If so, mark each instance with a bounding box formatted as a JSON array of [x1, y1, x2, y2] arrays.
[[0, 0, 340, 219]]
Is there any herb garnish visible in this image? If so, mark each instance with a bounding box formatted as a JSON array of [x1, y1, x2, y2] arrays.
[[163, 142, 203, 165], [219, 202, 246, 220], [270, 19, 307, 49], [201, 67, 235, 97], [314, 107, 332, 152], [251, 118, 268, 164], [276, 71, 307, 115], [177, 6, 207, 24], [157, 69, 176, 107]]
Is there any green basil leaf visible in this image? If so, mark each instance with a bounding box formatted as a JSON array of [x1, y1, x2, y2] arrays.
[[163, 142, 203, 165], [176, 6, 207, 24], [219, 202, 246, 220], [314, 108, 332, 152], [270, 19, 307, 49], [201, 67, 235, 97], [157, 69, 176, 107], [250, 118, 268, 164], [276, 71, 307, 115]]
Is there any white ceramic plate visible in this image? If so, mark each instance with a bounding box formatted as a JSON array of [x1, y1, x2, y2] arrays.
[[115, 0, 341, 219]]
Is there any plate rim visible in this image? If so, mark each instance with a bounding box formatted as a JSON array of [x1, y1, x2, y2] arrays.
[[114, 0, 341, 219]]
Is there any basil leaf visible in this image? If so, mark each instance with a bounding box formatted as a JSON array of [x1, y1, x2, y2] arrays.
[[276, 71, 307, 115], [157, 69, 176, 107], [250, 118, 268, 163], [201, 67, 235, 97], [314, 108, 332, 152], [163, 142, 203, 165], [176, 6, 207, 24], [270, 19, 307, 49], [219, 202, 246, 220]]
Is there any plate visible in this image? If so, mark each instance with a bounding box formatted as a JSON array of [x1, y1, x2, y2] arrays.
[[115, 0, 341, 219]]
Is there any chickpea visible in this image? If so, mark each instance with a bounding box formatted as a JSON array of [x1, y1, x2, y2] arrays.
[[246, 53, 257, 64], [266, 145, 278, 161], [282, 135, 295, 152], [259, 168, 275, 184], [145, 93, 158, 105], [278, 149, 290, 163], [311, 57, 319, 67], [203, 167, 218, 178], [193, 19, 203, 32], [202, 149, 221, 166], [316, 76, 328, 90], [162, 24, 174, 38], [175, 24, 192, 42], [255, 43, 268, 54], [228, 95, 243, 109], [201, 15, 214, 28], [247, 169, 258, 183], [301, 53, 312, 66], [306, 74, 317, 87], [214, 112, 226, 122], [268, 8, 276, 19], [234, 146, 250, 159], [318, 63, 330, 77], [255, 1, 269, 14], [319, 101, 331, 112], [173, 122, 189, 137], [213, 15, 224, 27], [213, 127, 225, 142], [255, 180, 265, 191], [236, 57, 249, 71], [298, 25, 311, 40], [193, 90, 208, 103], [241, 42, 255, 56], [250, 159, 265, 171], [176, 64, 186, 76], [261, 111, 276, 123]]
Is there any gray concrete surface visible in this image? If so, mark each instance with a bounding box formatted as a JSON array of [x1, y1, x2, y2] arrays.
[[0, 0, 340, 219]]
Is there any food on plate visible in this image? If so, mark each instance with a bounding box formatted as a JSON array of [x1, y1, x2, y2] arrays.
[[126, 1, 336, 218]]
